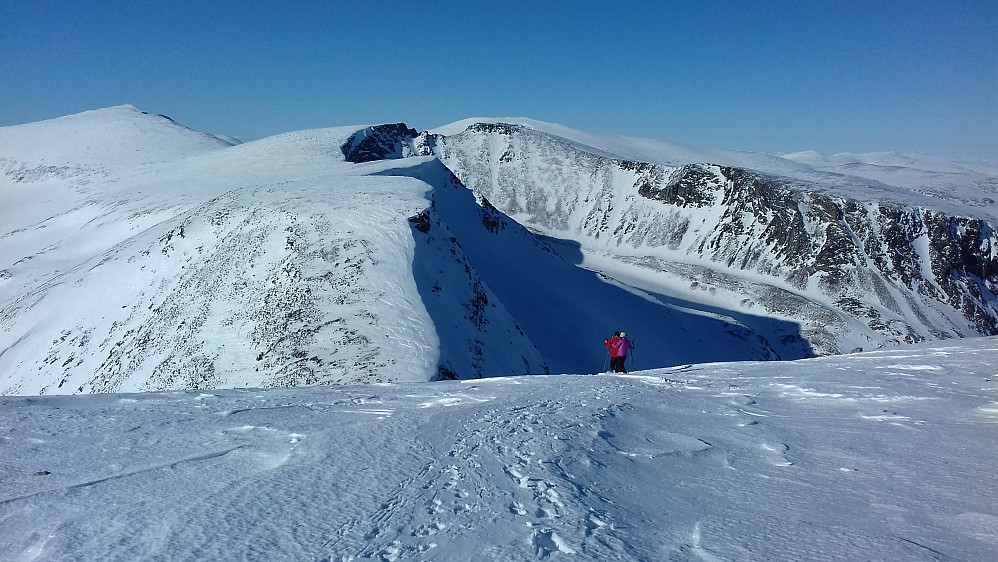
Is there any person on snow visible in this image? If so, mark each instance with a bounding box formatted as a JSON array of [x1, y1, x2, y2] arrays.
[[604, 331, 620, 372], [611, 332, 635, 373]]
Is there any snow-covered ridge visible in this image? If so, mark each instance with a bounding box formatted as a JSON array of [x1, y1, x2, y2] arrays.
[[3, 108, 996, 560], [5, 107, 781, 394], [433, 117, 998, 218], [2, 106, 997, 395], [1, 111, 446, 393]]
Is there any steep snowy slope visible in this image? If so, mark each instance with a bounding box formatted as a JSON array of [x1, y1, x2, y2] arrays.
[[375, 157, 800, 376], [433, 118, 998, 216], [431, 121, 998, 355], [4, 111, 809, 394]]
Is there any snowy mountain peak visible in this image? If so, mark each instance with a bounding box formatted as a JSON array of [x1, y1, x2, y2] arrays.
[[0, 105, 235, 172], [3, 108, 997, 561]]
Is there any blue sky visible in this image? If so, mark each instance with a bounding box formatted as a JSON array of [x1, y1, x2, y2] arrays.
[[2, 1, 995, 159]]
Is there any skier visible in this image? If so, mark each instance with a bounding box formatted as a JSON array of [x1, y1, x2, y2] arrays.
[[604, 331, 620, 372], [611, 332, 635, 373]]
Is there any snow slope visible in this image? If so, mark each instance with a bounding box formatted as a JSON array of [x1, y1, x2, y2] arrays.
[[378, 157, 801, 375], [2, 109, 996, 560], [0, 104, 235, 169], [2, 337, 996, 560], [1, 108, 446, 392]]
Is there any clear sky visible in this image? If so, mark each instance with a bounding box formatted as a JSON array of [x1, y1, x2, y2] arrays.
[[2, 1, 996, 159]]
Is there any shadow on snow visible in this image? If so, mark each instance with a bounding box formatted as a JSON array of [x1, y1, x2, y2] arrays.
[[379, 159, 814, 378]]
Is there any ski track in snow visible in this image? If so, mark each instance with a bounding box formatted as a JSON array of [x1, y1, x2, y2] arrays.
[[2, 339, 998, 560]]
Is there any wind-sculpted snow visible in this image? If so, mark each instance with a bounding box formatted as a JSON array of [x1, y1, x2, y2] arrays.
[[2, 338, 996, 560], [433, 122, 998, 354]]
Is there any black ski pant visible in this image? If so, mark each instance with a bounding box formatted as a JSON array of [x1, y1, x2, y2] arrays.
[[611, 356, 627, 373]]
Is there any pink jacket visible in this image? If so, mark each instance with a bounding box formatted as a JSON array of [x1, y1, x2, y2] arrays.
[[612, 337, 634, 357]]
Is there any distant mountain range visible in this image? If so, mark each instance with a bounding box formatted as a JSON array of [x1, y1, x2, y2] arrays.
[[2, 106, 997, 394]]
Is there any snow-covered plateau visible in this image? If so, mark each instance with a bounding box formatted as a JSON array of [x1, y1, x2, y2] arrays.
[[2, 106, 998, 559], [2, 338, 997, 560]]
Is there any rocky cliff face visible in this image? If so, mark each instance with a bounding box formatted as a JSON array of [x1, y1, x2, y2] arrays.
[[431, 123, 998, 354], [655, 165, 998, 345], [341, 124, 433, 163]]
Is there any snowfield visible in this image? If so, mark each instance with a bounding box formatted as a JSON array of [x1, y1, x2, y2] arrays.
[[2, 338, 997, 560]]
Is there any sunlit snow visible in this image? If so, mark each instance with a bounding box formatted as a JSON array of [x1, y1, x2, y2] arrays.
[[3, 339, 997, 560]]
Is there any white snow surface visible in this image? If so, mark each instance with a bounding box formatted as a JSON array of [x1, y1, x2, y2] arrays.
[[0, 105, 235, 168], [1, 107, 809, 393], [2, 337, 997, 560]]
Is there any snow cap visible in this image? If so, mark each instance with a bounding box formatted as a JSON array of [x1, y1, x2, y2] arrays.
[[620, 332, 627, 337]]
